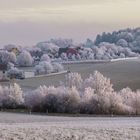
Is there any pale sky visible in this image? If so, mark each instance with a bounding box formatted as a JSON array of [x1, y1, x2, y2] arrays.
[[0, 0, 140, 46]]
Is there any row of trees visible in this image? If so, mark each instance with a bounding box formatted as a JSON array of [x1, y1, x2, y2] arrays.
[[1, 45, 137, 75], [34, 41, 139, 61], [95, 27, 140, 51], [74, 43, 137, 60], [0, 71, 139, 115], [0, 50, 64, 78], [2, 30, 139, 67], [0, 50, 33, 67]]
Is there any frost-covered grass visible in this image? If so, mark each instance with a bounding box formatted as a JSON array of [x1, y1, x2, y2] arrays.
[[11, 59, 140, 92], [0, 112, 139, 140]]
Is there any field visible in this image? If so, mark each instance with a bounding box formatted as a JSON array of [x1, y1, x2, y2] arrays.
[[64, 59, 140, 91], [6, 59, 140, 91], [0, 112, 139, 140]]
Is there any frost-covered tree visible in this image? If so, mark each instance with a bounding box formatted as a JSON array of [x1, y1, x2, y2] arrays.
[[17, 51, 33, 67], [40, 54, 51, 62], [118, 87, 137, 114], [0, 83, 24, 109], [117, 32, 134, 42], [64, 86, 80, 113], [0, 51, 17, 64], [116, 39, 128, 47], [96, 42, 138, 59], [4, 44, 21, 52], [83, 71, 114, 113], [94, 27, 140, 52], [35, 61, 53, 75], [24, 88, 46, 111], [84, 38, 94, 48], [36, 42, 59, 54], [35, 61, 64, 75], [52, 63, 64, 72], [49, 38, 73, 48], [61, 53, 68, 61], [65, 72, 83, 89], [28, 47, 43, 59], [7, 67, 24, 79]]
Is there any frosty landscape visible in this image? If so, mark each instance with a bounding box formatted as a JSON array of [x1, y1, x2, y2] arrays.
[[1, 0, 140, 138], [0, 28, 140, 139]]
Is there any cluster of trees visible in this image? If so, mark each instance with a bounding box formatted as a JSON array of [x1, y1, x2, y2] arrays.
[[0, 50, 34, 79], [1, 29, 140, 68], [25, 71, 140, 114], [92, 43, 137, 60], [0, 50, 33, 67], [0, 28, 140, 74], [35, 61, 64, 75], [94, 27, 140, 52], [0, 51, 17, 64], [35, 54, 64, 75], [0, 83, 24, 109], [7, 66, 24, 79], [57, 43, 137, 61], [0, 71, 139, 115], [0, 48, 64, 79], [36, 40, 138, 61]]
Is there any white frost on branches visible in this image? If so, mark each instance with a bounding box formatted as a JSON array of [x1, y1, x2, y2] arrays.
[[17, 51, 33, 67], [0, 83, 24, 108], [0, 71, 140, 114], [24, 71, 140, 114]]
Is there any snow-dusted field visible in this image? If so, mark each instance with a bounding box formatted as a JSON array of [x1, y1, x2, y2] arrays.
[[1, 59, 140, 91], [0, 112, 140, 140], [20, 59, 140, 91]]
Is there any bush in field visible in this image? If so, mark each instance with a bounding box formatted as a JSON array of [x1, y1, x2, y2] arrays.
[[35, 61, 64, 75], [118, 87, 140, 114], [25, 86, 80, 113], [135, 90, 140, 114], [0, 83, 24, 109], [35, 61, 54, 75], [7, 67, 24, 79], [24, 87, 46, 112], [17, 51, 33, 67], [52, 63, 64, 72], [81, 71, 114, 114], [54, 87, 80, 113]]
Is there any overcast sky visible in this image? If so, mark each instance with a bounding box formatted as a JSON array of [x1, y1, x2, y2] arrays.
[[0, 0, 140, 46]]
